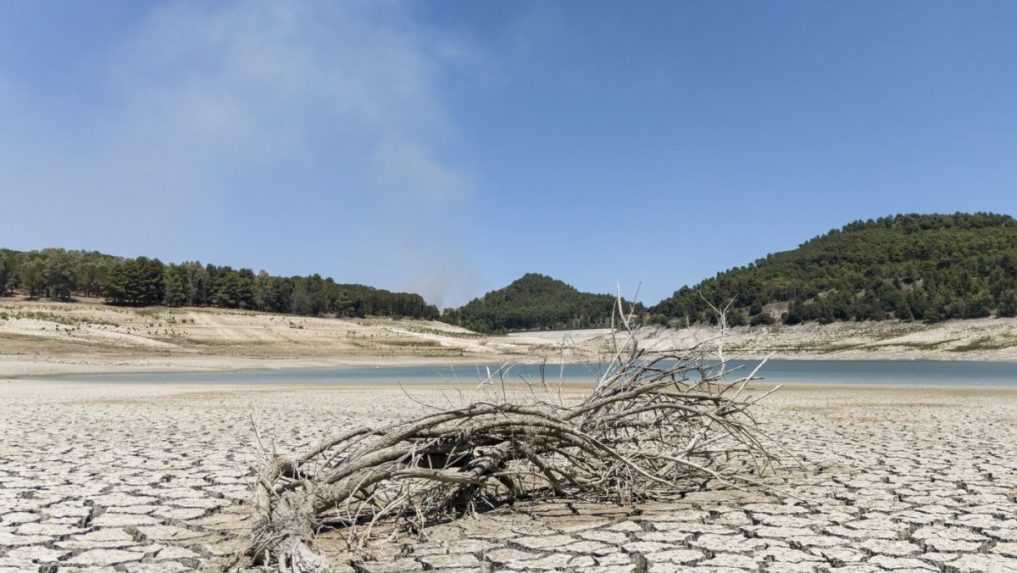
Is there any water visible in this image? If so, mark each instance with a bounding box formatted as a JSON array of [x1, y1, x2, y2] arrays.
[[43, 359, 1017, 387], [723, 359, 1017, 386]]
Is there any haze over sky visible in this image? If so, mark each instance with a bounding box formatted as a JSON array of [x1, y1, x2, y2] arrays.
[[2, 1, 1016, 307]]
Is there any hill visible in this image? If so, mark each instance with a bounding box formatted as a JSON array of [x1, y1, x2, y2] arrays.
[[0, 248, 438, 320], [7, 212, 1017, 336], [441, 273, 632, 333], [652, 212, 1017, 326]]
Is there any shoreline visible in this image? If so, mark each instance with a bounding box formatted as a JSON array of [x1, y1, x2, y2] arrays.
[[1, 355, 502, 380], [10, 361, 1017, 392], [6, 350, 1017, 379], [3, 298, 1017, 378]]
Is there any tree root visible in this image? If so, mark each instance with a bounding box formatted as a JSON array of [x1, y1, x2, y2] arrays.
[[225, 301, 787, 570]]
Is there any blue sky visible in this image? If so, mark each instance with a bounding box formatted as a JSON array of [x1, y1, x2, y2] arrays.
[[2, 1, 1015, 307]]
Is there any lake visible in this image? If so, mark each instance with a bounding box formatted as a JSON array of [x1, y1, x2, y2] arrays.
[[45, 359, 1017, 387]]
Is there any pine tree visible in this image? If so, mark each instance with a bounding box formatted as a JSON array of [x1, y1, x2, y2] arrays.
[[998, 290, 1017, 318], [164, 266, 189, 307], [236, 269, 257, 309], [290, 283, 313, 315], [44, 252, 75, 301], [0, 256, 8, 296], [784, 302, 804, 325], [965, 290, 993, 319], [103, 261, 129, 305], [213, 272, 241, 308], [21, 259, 46, 299]]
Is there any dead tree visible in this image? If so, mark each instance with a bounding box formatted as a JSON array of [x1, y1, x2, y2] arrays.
[[227, 297, 784, 572]]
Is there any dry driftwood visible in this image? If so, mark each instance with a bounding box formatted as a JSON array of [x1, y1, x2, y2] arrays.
[[227, 298, 784, 572]]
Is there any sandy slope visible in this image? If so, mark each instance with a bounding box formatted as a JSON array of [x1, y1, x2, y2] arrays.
[[515, 318, 1017, 361], [2, 297, 1017, 377], [0, 297, 562, 377], [630, 318, 1017, 361]]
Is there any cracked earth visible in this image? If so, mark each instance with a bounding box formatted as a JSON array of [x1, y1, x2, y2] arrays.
[[1, 380, 1016, 572]]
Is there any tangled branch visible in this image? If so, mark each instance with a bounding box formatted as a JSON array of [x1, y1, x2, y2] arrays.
[[227, 298, 785, 572]]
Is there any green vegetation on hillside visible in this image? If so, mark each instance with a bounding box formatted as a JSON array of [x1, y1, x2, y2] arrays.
[[440, 273, 634, 333], [652, 213, 1017, 326], [0, 248, 438, 319], [6, 212, 1017, 332]]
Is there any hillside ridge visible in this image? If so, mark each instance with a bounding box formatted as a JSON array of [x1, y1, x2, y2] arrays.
[[651, 212, 1017, 326], [0, 248, 438, 320], [439, 273, 636, 333]]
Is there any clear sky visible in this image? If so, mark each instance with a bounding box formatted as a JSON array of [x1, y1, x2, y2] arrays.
[[2, 1, 1015, 307]]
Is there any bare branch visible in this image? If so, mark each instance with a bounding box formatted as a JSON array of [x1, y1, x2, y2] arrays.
[[228, 294, 785, 572]]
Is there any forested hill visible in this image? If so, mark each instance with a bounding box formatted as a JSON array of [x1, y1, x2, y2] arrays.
[[440, 273, 632, 333], [652, 213, 1017, 326], [6, 212, 1017, 332], [0, 248, 439, 319]]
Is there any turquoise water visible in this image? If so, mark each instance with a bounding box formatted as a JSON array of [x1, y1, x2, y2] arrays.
[[46, 359, 1017, 387]]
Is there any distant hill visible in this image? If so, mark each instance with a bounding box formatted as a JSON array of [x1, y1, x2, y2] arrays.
[[441, 273, 634, 333], [0, 248, 438, 320], [7, 212, 1017, 333], [652, 212, 1017, 326]]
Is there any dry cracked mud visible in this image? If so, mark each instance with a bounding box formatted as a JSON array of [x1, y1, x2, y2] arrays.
[[1, 380, 1016, 573]]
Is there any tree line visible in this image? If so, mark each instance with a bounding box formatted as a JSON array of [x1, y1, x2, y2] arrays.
[[0, 248, 439, 319], [6, 212, 1017, 332], [650, 212, 1017, 326]]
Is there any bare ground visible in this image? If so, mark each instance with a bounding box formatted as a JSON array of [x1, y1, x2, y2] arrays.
[[0, 298, 578, 377], [516, 320, 1017, 362], [1, 380, 1016, 572], [2, 297, 1017, 379]]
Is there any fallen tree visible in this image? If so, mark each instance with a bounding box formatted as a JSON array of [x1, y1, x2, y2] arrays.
[[227, 300, 785, 572]]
